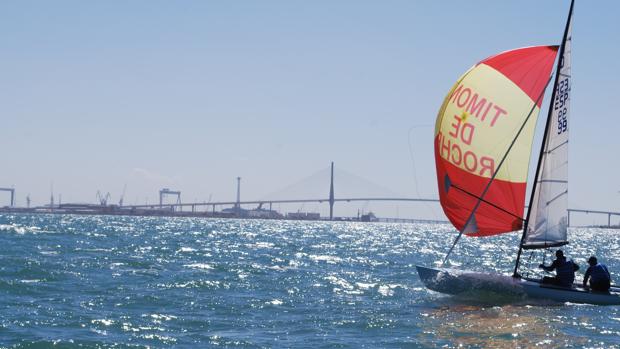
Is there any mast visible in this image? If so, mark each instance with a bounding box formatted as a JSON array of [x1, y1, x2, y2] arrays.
[[513, 0, 574, 277]]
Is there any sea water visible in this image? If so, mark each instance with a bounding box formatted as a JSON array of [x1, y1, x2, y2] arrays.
[[0, 214, 619, 348]]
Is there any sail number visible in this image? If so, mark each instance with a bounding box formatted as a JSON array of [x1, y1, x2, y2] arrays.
[[555, 78, 570, 134]]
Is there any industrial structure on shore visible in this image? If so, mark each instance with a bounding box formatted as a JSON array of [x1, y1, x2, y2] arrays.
[[0, 163, 446, 223]]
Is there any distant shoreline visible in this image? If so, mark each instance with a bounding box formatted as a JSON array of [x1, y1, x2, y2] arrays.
[[0, 206, 448, 225]]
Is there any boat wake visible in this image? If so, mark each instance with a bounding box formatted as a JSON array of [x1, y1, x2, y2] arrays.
[[417, 266, 527, 304]]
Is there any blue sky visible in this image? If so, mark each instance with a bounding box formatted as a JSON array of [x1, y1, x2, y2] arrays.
[[1, 1, 618, 222]]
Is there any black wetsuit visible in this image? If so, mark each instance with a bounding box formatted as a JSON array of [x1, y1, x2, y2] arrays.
[[584, 263, 611, 292], [540, 257, 579, 287]]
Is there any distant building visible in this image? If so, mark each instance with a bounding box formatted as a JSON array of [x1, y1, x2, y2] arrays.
[[222, 207, 249, 217], [306, 212, 320, 220], [222, 207, 282, 219], [360, 212, 377, 222], [248, 208, 282, 219], [287, 212, 321, 220]]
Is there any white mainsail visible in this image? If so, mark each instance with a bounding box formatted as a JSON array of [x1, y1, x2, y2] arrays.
[[522, 16, 572, 248]]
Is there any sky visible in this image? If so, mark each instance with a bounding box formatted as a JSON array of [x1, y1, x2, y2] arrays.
[[1, 1, 619, 223]]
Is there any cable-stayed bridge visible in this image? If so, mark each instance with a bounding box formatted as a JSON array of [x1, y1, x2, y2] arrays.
[[120, 162, 620, 227], [124, 162, 442, 221], [0, 162, 614, 226]]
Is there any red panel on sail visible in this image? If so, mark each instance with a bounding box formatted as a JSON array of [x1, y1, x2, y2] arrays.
[[480, 46, 558, 107]]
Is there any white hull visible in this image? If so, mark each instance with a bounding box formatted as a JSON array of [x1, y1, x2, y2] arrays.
[[416, 265, 620, 305]]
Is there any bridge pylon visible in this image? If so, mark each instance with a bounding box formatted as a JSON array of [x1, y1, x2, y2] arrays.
[[329, 162, 334, 220]]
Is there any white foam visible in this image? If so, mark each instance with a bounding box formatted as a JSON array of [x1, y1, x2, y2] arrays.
[[309, 254, 342, 264], [184, 263, 214, 270], [92, 319, 114, 326]]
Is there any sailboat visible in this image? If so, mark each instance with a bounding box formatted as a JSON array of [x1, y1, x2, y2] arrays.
[[416, 0, 620, 305]]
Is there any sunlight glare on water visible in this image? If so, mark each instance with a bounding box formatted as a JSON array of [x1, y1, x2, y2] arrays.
[[0, 214, 619, 348]]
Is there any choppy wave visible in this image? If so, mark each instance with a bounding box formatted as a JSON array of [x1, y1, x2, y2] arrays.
[[0, 214, 619, 348], [0, 223, 42, 234]]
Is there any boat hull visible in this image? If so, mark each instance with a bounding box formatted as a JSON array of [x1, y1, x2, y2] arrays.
[[416, 265, 620, 305], [519, 277, 620, 305]]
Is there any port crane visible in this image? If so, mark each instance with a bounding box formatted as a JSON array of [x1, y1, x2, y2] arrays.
[[0, 187, 15, 207], [159, 188, 181, 209], [96, 191, 111, 206]]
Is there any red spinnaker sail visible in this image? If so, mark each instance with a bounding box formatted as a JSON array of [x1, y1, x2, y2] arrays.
[[434, 46, 558, 236]]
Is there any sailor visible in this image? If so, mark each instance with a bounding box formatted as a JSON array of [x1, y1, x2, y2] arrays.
[[583, 256, 611, 292], [539, 250, 579, 287]]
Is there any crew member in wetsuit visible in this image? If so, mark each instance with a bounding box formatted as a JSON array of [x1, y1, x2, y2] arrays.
[[583, 256, 611, 292], [539, 250, 579, 287]]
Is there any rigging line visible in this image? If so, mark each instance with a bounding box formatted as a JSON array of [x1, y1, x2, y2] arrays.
[[545, 140, 568, 154], [441, 73, 555, 267], [450, 184, 524, 221], [525, 250, 535, 278], [407, 124, 438, 219], [545, 190, 568, 206]]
